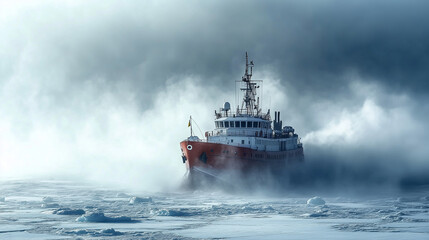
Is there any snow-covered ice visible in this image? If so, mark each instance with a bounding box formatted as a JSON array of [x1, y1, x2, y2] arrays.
[[41, 203, 60, 208], [42, 196, 54, 203], [76, 212, 137, 223], [307, 196, 326, 206], [53, 208, 85, 215], [129, 196, 152, 204], [0, 180, 428, 239]]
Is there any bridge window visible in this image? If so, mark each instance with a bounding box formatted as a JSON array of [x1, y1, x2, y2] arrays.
[[235, 121, 240, 128], [215, 122, 219, 128], [253, 122, 258, 128], [247, 121, 252, 128], [220, 121, 224, 128], [224, 121, 229, 127], [241, 121, 246, 128], [241, 140, 244, 144], [230, 121, 234, 127], [258, 122, 261, 128]]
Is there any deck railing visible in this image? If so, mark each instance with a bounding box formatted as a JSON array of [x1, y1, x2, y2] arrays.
[[206, 130, 270, 138], [215, 110, 270, 120]]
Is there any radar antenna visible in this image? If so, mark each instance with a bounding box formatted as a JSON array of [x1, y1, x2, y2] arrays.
[[240, 52, 260, 116]]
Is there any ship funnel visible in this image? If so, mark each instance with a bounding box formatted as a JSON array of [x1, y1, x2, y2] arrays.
[[274, 111, 281, 123], [274, 111, 283, 131]]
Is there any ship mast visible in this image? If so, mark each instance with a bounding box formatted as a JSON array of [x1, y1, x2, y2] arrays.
[[240, 52, 260, 116]]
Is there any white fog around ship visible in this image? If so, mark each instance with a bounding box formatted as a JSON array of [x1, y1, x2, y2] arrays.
[[1, 0, 429, 193], [1, 1, 429, 239], [1, 63, 428, 194]]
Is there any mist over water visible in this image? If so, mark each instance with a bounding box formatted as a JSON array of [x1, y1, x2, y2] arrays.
[[2, 2, 429, 239], [1, 0, 429, 195]]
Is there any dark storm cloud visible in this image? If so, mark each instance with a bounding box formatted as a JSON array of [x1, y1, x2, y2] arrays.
[[3, 0, 428, 102], [191, 0, 429, 97]]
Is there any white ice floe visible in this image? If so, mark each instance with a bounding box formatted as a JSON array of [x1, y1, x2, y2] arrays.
[[2, 180, 429, 239], [129, 196, 152, 204], [151, 209, 191, 217], [116, 192, 130, 198], [42, 196, 54, 203], [41, 203, 60, 208], [307, 209, 329, 218], [76, 212, 136, 223], [307, 196, 326, 206], [61, 228, 122, 236], [99, 228, 122, 236], [53, 208, 85, 215]]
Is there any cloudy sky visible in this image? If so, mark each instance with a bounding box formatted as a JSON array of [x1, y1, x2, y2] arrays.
[[1, 0, 428, 191]]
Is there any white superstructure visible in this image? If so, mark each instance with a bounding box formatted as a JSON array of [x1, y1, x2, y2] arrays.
[[203, 52, 302, 152]]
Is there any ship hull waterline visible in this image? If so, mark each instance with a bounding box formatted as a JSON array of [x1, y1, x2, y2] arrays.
[[180, 140, 304, 181]]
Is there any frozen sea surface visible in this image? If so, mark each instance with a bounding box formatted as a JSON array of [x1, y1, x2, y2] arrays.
[[0, 180, 428, 239]]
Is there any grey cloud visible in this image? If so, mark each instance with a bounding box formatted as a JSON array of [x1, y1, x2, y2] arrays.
[[4, 0, 429, 100], [1, 0, 429, 190]]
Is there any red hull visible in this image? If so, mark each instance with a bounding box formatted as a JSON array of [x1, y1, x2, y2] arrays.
[[180, 140, 304, 174]]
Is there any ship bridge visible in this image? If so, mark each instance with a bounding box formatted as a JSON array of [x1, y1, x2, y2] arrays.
[[206, 114, 299, 151], [210, 116, 272, 138]]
